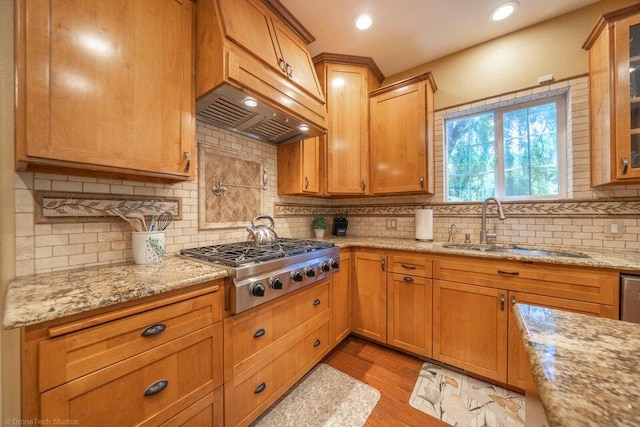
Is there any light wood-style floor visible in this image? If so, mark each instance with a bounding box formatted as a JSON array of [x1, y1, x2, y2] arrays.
[[322, 335, 449, 426]]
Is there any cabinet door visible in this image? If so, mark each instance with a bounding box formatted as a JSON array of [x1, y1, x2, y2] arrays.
[[325, 64, 370, 195], [615, 14, 640, 180], [277, 137, 320, 195], [433, 280, 508, 383], [331, 251, 351, 345], [388, 273, 432, 357], [370, 79, 433, 194], [351, 252, 387, 343], [17, 0, 194, 179], [507, 292, 616, 389]]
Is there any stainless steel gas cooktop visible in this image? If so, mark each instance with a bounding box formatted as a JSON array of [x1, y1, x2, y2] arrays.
[[180, 238, 340, 314]]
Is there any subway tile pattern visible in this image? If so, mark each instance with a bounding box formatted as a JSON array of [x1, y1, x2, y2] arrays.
[[13, 76, 640, 276]]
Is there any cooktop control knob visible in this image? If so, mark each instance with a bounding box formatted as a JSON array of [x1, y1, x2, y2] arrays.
[[290, 271, 303, 282], [270, 276, 283, 290], [328, 258, 339, 269], [304, 266, 315, 278], [250, 282, 266, 297], [318, 262, 330, 272]]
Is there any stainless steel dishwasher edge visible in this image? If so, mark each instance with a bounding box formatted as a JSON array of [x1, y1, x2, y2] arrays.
[[620, 274, 640, 324]]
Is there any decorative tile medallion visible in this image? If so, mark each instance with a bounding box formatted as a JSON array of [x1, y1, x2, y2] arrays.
[[34, 191, 181, 224]]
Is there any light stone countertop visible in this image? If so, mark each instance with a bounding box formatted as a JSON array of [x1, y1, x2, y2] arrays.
[[323, 236, 640, 272], [513, 304, 640, 427], [4, 237, 639, 330], [3, 256, 228, 329]]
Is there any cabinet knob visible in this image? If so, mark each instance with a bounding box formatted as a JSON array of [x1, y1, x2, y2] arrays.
[[361, 180, 366, 192], [144, 379, 169, 397], [304, 176, 309, 189], [313, 298, 321, 306], [500, 294, 505, 311], [419, 176, 425, 188], [313, 339, 321, 347], [511, 295, 517, 305], [622, 156, 629, 175]]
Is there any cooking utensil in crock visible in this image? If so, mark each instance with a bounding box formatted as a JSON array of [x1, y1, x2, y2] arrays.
[[246, 214, 279, 245]]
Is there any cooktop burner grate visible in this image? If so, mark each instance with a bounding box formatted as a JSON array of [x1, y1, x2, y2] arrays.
[[180, 238, 335, 267]]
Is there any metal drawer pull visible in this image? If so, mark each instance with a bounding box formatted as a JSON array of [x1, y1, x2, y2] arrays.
[[497, 270, 519, 276], [313, 339, 321, 347], [278, 58, 286, 72], [254, 382, 266, 394], [403, 276, 414, 282], [511, 295, 517, 305], [253, 328, 266, 338], [304, 176, 309, 189], [420, 176, 425, 188], [313, 299, 321, 306], [141, 323, 166, 337], [622, 156, 629, 175], [401, 264, 416, 270], [144, 379, 168, 397], [184, 152, 191, 173], [500, 294, 505, 311], [381, 258, 385, 271]]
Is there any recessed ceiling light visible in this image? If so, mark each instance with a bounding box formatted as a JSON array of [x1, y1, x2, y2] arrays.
[[299, 124, 310, 132], [243, 97, 258, 108], [354, 13, 373, 30], [490, 1, 518, 21]]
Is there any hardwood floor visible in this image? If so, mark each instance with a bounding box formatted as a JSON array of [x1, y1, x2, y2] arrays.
[[322, 335, 449, 427]]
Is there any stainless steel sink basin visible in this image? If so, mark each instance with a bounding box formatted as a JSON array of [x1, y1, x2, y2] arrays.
[[442, 244, 590, 259]]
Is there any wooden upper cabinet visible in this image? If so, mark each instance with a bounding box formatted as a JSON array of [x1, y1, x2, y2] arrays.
[[15, 0, 195, 181], [215, 0, 323, 102], [584, 4, 640, 185], [369, 72, 436, 194], [277, 137, 320, 195], [314, 54, 384, 195]]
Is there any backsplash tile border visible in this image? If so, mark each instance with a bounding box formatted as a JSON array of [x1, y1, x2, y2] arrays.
[[34, 191, 182, 223], [275, 197, 640, 218]]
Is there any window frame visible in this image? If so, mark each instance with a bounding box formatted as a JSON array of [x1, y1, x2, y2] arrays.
[[444, 94, 567, 202]]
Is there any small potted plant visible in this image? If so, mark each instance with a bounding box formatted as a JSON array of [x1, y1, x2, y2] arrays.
[[311, 216, 328, 238]]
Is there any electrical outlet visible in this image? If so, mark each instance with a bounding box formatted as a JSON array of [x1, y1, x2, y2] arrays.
[[605, 219, 624, 238], [385, 218, 397, 230]]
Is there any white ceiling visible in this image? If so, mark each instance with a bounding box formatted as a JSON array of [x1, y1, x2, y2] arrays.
[[279, 0, 601, 78]]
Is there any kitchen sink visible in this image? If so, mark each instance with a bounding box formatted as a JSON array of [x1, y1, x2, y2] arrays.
[[442, 243, 590, 259]]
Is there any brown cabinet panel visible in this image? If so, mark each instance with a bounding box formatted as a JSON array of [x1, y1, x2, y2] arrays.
[[277, 137, 320, 195], [351, 251, 387, 343], [388, 252, 432, 277], [332, 250, 352, 345], [16, 0, 195, 180], [433, 280, 508, 383], [388, 273, 432, 357], [369, 73, 436, 194], [160, 388, 224, 427]]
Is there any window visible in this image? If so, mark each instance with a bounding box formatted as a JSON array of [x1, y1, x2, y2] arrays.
[[445, 97, 566, 202]]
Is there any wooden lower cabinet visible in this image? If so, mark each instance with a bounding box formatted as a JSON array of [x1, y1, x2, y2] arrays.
[[507, 291, 618, 389], [388, 273, 432, 357], [23, 282, 224, 426], [332, 250, 351, 345], [433, 280, 508, 383], [223, 280, 332, 426], [351, 251, 387, 343]]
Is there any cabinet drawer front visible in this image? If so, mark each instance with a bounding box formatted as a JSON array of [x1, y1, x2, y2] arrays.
[[41, 325, 222, 427], [224, 321, 330, 427], [39, 291, 222, 392], [433, 257, 618, 305], [223, 281, 329, 380], [160, 387, 223, 427], [389, 253, 432, 277]]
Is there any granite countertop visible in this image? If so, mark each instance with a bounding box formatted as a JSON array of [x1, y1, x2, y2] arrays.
[[513, 304, 640, 427], [324, 237, 640, 272], [3, 256, 228, 329]]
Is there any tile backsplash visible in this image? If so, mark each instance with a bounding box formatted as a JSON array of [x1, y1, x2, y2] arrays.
[[14, 76, 640, 276]]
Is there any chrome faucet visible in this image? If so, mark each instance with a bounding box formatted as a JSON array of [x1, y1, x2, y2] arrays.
[[480, 197, 506, 244]]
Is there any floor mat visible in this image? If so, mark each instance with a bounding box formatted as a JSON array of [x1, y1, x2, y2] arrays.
[[252, 363, 380, 427], [409, 362, 525, 427]]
